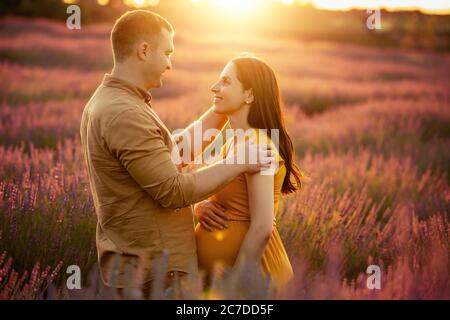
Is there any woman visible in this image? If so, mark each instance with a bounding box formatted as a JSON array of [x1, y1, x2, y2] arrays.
[[194, 55, 303, 290]]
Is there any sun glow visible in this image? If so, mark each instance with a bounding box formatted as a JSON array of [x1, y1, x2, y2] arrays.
[[210, 0, 261, 14], [124, 0, 160, 8]]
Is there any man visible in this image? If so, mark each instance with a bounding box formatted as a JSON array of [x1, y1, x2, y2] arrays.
[[80, 10, 273, 299]]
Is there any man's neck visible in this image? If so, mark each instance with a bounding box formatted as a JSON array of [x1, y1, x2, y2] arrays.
[[111, 63, 149, 91]]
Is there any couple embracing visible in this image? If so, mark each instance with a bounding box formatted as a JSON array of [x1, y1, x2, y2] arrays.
[[80, 9, 302, 299]]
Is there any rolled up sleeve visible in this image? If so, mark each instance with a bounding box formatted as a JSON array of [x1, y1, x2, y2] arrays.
[[104, 108, 196, 209]]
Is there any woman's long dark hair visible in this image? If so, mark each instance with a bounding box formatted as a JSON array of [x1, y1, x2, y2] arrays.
[[231, 55, 303, 194]]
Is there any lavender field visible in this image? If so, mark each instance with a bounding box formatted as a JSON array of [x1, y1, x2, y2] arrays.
[[0, 15, 449, 299]]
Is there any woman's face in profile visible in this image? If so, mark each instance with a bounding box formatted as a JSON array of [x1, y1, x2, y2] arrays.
[[210, 63, 247, 115]]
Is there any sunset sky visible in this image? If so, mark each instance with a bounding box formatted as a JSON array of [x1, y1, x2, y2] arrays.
[[62, 0, 450, 15], [310, 0, 450, 14]]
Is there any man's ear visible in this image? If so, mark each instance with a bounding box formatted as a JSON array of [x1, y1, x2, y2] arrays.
[[137, 41, 153, 61]]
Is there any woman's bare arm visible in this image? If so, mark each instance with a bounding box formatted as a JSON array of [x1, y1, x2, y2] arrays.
[[174, 106, 228, 163], [234, 172, 274, 266]]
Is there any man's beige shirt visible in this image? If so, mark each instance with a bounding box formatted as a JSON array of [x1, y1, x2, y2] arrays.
[[80, 74, 198, 287]]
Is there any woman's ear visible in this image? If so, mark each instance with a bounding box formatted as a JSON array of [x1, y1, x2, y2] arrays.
[[245, 88, 254, 104]]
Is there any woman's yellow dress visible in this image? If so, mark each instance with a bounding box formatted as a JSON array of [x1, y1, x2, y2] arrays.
[[195, 129, 294, 289]]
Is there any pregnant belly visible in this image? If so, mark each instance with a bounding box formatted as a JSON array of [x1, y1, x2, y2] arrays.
[[195, 220, 250, 278]]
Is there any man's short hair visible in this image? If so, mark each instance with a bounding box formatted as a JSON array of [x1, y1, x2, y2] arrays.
[[111, 10, 174, 62]]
